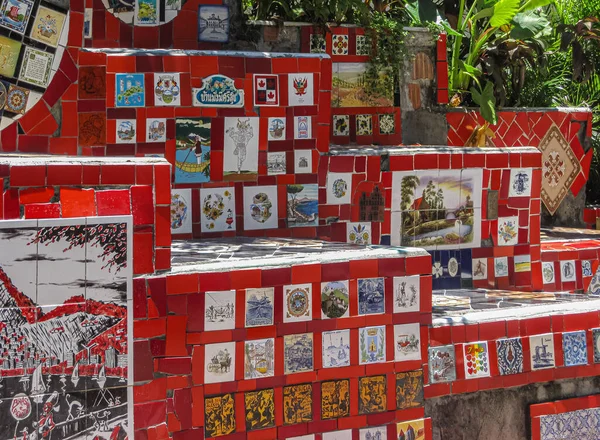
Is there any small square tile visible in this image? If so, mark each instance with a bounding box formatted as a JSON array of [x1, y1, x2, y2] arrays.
[[171, 188, 192, 234], [582, 260, 593, 277], [497, 216, 519, 246], [378, 113, 395, 135], [326, 172, 352, 204], [514, 255, 531, 273], [562, 331, 587, 366], [358, 325, 386, 364], [472, 258, 488, 280], [294, 115, 312, 139], [429, 345, 456, 383], [560, 260, 576, 282], [333, 114, 349, 136], [542, 261, 555, 284], [394, 323, 421, 362], [5, 84, 30, 115], [294, 150, 312, 174], [310, 34, 326, 53], [116, 119, 136, 143], [529, 333, 555, 370], [146, 118, 166, 142], [332, 34, 349, 55], [588, 265, 600, 295], [355, 35, 371, 56], [356, 114, 372, 136], [347, 222, 371, 245], [592, 328, 600, 363], [509, 168, 532, 197], [494, 257, 508, 277], [496, 338, 523, 375], [267, 151, 286, 175], [267, 117, 286, 141], [463, 341, 490, 379]]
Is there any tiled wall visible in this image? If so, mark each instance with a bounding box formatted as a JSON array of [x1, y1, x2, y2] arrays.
[[541, 239, 600, 293], [0, 157, 170, 274], [132, 251, 433, 439], [426, 312, 600, 399], [531, 395, 600, 440]]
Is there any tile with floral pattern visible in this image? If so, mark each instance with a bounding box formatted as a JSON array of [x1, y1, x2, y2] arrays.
[[592, 328, 600, 363], [562, 331, 588, 367], [496, 338, 523, 375], [378, 113, 395, 135], [356, 114, 372, 136], [310, 33, 326, 53], [332, 34, 349, 55], [333, 114, 350, 136], [355, 34, 371, 56]]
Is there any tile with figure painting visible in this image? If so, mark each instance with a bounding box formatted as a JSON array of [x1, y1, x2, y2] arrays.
[[560, 260, 576, 282], [393, 275, 420, 313], [175, 117, 211, 183], [359, 425, 386, 440], [244, 388, 275, 431], [509, 168, 532, 197], [204, 290, 235, 331], [357, 277, 384, 315], [394, 323, 421, 362], [283, 383, 312, 425], [204, 342, 235, 384], [358, 375, 386, 414], [224, 117, 259, 181], [204, 393, 236, 437], [322, 430, 353, 440], [428, 345, 456, 383], [396, 370, 424, 409], [321, 379, 350, 420]]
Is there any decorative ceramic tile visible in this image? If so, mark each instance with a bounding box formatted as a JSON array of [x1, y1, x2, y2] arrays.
[[347, 222, 371, 245], [463, 341, 490, 378], [116, 119, 136, 143], [287, 183, 318, 227], [19, 46, 53, 87], [322, 329, 350, 368], [542, 261, 555, 284], [509, 168, 533, 197], [294, 150, 312, 174], [332, 34, 349, 55], [204, 394, 236, 437], [358, 325, 386, 364], [288, 73, 314, 106], [78, 112, 106, 146], [396, 370, 424, 409], [448, 256, 459, 277], [5, 84, 29, 115], [472, 258, 488, 280], [359, 186, 385, 222], [394, 323, 421, 362], [592, 328, 600, 362], [539, 124, 581, 214], [204, 290, 236, 331], [540, 408, 600, 440], [244, 185, 278, 231], [378, 113, 395, 134], [396, 419, 425, 440], [428, 345, 456, 383], [0, 0, 33, 34], [245, 287, 274, 327], [244, 388, 275, 431], [153, 72, 180, 106], [487, 190, 499, 220], [530, 334, 555, 370], [283, 383, 312, 425], [170, 188, 192, 234], [356, 114, 373, 135], [200, 187, 236, 232], [204, 341, 235, 383], [560, 260, 576, 282], [332, 62, 393, 108], [321, 280, 349, 319], [562, 331, 587, 366], [267, 151, 286, 175], [495, 256, 509, 277], [390, 169, 483, 249], [294, 115, 312, 139], [224, 117, 259, 179], [333, 114, 350, 136], [359, 426, 387, 439], [253, 74, 279, 106], [198, 5, 229, 43], [496, 338, 524, 375], [588, 265, 600, 295], [146, 118, 166, 142], [582, 260, 593, 277], [193, 74, 244, 107], [243, 338, 275, 379], [498, 216, 519, 246], [135, 0, 160, 25], [357, 278, 384, 315], [355, 34, 371, 56], [79, 66, 106, 99], [267, 117, 286, 141], [321, 379, 350, 419], [514, 255, 531, 273], [322, 430, 353, 440], [116, 73, 145, 107], [327, 172, 352, 204], [358, 376, 386, 414], [283, 333, 314, 374], [283, 284, 312, 323], [432, 261, 443, 279], [392, 275, 420, 313], [84, 7, 92, 37], [309, 33, 326, 53], [0, 36, 21, 77], [29, 6, 65, 47]]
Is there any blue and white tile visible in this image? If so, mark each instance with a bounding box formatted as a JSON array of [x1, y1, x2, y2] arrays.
[[496, 338, 523, 375], [529, 333, 555, 370], [592, 328, 600, 363], [562, 331, 588, 367]]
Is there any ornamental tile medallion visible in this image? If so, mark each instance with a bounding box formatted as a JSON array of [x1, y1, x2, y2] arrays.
[[562, 331, 588, 367], [539, 124, 581, 214], [496, 337, 524, 375]]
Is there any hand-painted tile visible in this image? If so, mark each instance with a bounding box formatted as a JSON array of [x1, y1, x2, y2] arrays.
[[530, 333, 555, 370], [288, 73, 314, 106], [332, 34, 349, 55], [592, 328, 600, 363], [242, 185, 278, 230], [29, 6, 66, 48], [358, 375, 386, 414], [498, 216, 519, 246], [542, 261, 555, 284], [378, 113, 395, 134], [294, 115, 312, 139], [204, 290, 236, 331], [429, 345, 456, 383], [562, 331, 588, 367], [287, 184, 318, 227], [356, 114, 373, 135], [116, 119, 136, 144], [588, 265, 600, 295], [397, 419, 425, 440], [200, 187, 236, 233], [245, 388, 275, 431], [393, 275, 420, 313], [294, 150, 312, 174], [0, 0, 33, 34], [347, 222, 371, 245], [267, 151, 286, 175], [193, 75, 244, 108], [253, 74, 279, 106], [560, 260, 576, 282], [540, 408, 600, 440], [115, 73, 145, 107], [321, 379, 350, 419], [224, 117, 259, 180], [283, 383, 312, 425], [321, 280, 349, 319], [359, 426, 387, 440], [322, 329, 350, 368], [394, 323, 421, 362], [472, 258, 488, 280], [509, 168, 532, 197], [309, 34, 326, 53], [496, 337, 524, 375], [244, 338, 275, 379], [245, 287, 274, 327], [146, 117, 166, 142], [582, 260, 593, 277], [463, 341, 490, 379], [355, 35, 371, 56], [283, 284, 312, 323], [357, 277, 384, 315], [5, 84, 30, 115], [284, 333, 314, 374], [358, 325, 386, 364], [153, 73, 181, 106], [332, 63, 393, 108], [267, 117, 286, 141], [396, 370, 424, 409], [170, 188, 192, 234], [198, 5, 230, 43], [204, 394, 236, 437], [514, 255, 531, 273], [333, 115, 350, 136], [495, 256, 509, 277], [322, 430, 353, 440], [204, 341, 235, 383], [326, 172, 352, 204]]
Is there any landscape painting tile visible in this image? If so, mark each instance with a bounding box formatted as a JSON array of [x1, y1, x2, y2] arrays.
[[357, 277, 384, 315], [245, 287, 274, 327], [322, 329, 350, 368], [284, 333, 313, 374], [321, 280, 349, 319], [204, 290, 235, 331], [244, 338, 274, 379]]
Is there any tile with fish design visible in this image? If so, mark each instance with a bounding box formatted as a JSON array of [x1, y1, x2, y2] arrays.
[[396, 370, 424, 409], [393, 275, 420, 313], [283, 383, 312, 425], [358, 375, 386, 414], [321, 379, 350, 420], [244, 388, 275, 431]]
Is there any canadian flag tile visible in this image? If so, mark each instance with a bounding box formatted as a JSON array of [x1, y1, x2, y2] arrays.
[[254, 74, 279, 106]]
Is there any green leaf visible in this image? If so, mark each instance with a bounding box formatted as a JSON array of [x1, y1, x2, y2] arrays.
[[510, 11, 550, 39], [489, 0, 520, 28], [460, 61, 483, 76], [471, 7, 494, 22], [519, 0, 553, 12], [440, 21, 463, 37], [417, 0, 438, 23], [471, 81, 497, 124]]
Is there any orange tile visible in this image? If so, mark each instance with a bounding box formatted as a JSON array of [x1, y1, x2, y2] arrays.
[[59, 188, 96, 217]]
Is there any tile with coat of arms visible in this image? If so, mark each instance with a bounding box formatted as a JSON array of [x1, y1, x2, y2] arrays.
[[284, 284, 312, 322], [359, 325, 386, 364]]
